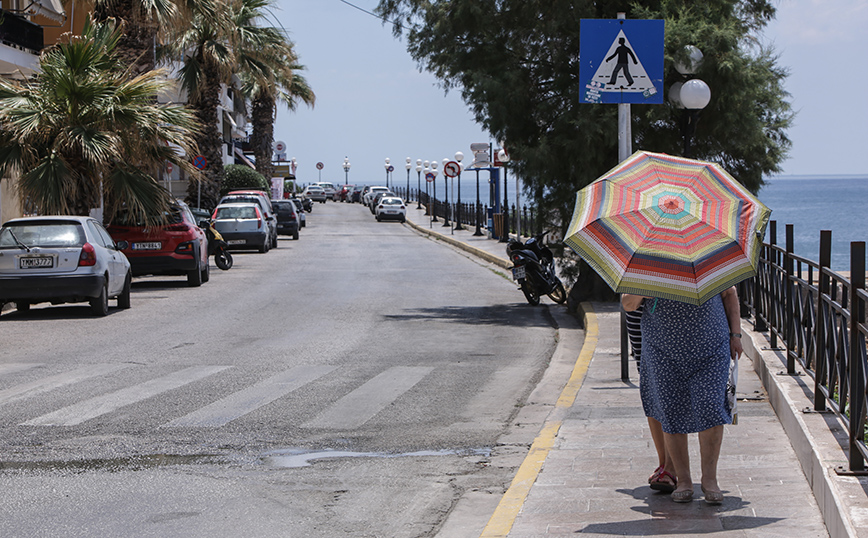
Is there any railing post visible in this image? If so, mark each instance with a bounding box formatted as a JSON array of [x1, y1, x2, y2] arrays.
[[769, 221, 778, 348], [814, 231, 832, 411], [785, 224, 796, 374], [848, 241, 866, 471]]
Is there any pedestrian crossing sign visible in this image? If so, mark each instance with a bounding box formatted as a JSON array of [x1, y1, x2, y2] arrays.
[[579, 19, 664, 104]]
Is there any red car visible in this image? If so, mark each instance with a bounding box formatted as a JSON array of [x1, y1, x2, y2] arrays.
[[107, 200, 209, 287]]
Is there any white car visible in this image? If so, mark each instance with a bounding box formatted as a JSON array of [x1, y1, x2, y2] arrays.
[[363, 186, 390, 207], [0, 216, 132, 316], [375, 196, 407, 222], [313, 182, 337, 200], [302, 185, 327, 203]]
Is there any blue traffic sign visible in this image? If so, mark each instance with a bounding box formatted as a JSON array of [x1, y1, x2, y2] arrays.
[[579, 19, 664, 104]]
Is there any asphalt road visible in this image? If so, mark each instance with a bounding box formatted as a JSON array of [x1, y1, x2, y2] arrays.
[[0, 201, 562, 537]]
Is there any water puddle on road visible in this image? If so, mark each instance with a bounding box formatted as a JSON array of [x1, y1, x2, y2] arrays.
[[263, 447, 491, 469]]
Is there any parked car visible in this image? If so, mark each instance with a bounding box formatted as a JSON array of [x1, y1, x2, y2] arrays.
[[289, 198, 307, 227], [335, 184, 355, 202], [0, 216, 132, 316], [219, 191, 277, 249], [271, 200, 300, 240], [313, 182, 337, 200], [350, 185, 365, 203], [107, 200, 209, 287], [211, 203, 270, 252], [363, 186, 390, 207], [369, 191, 397, 214], [302, 185, 327, 203], [375, 196, 407, 222]]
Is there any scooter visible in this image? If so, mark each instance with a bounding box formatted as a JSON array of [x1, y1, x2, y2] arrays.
[[506, 232, 567, 306], [201, 220, 233, 270]]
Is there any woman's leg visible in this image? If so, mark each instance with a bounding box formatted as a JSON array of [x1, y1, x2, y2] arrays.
[[664, 432, 691, 493], [699, 425, 724, 493]]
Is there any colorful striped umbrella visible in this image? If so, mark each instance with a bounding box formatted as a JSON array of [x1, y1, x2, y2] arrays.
[[564, 151, 771, 305]]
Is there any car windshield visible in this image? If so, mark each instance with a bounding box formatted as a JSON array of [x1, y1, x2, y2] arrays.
[[0, 221, 86, 248], [112, 206, 184, 227], [274, 204, 295, 217], [381, 198, 402, 205], [215, 206, 258, 219]]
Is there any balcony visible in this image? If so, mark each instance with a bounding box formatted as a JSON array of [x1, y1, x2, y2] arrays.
[[0, 10, 44, 53]]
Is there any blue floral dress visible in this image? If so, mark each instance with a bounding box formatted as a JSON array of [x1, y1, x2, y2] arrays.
[[639, 296, 733, 434]]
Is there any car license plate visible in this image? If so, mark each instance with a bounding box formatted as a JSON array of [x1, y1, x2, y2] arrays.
[[19, 256, 54, 269], [132, 242, 161, 250], [512, 265, 526, 280], [227, 239, 246, 245]]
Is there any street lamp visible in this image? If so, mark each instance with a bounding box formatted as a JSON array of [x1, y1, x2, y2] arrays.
[[405, 157, 411, 202], [342, 157, 351, 185], [291, 157, 297, 194], [384, 157, 390, 189], [670, 46, 710, 158], [416, 159, 423, 209], [454, 151, 465, 230], [430, 161, 439, 222], [441, 158, 450, 227]]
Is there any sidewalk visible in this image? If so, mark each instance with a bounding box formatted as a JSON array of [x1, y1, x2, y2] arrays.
[[404, 205, 866, 538]]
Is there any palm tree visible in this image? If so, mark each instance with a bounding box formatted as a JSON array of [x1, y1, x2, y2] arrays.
[[241, 39, 315, 181], [0, 17, 200, 221], [89, 0, 179, 76]]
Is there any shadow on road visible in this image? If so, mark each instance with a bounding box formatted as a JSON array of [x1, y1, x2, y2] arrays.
[[383, 304, 561, 328]]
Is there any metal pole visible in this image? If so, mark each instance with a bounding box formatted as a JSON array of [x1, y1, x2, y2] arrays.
[[474, 170, 483, 236], [455, 171, 464, 231], [417, 171, 422, 209], [848, 241, 866, 471]]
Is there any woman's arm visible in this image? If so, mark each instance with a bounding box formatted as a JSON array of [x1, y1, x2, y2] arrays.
[[621, 294, 647, 312], [720, 287, 743, 360]]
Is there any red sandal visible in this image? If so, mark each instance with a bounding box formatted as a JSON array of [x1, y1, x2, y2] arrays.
[[648, 465, 664, 484], [650, 470, 677, 493]]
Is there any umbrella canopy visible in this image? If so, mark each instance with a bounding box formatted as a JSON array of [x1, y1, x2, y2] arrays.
[[565, 151, 771, 305]]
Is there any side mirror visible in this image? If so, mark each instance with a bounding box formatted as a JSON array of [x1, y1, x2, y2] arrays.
[[199, 221, 210, 229], [115, 240, 129, 251]]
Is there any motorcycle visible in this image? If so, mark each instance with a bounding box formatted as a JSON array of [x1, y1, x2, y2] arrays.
[[506, 232, 567, 306], [200, 220, 233, 270]]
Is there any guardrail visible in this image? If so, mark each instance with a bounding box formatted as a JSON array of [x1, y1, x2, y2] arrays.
[[740, 221, 867, 474]]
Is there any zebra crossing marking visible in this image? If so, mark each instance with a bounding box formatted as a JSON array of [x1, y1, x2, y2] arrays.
[[0, 364, 127, 406], [163, 365, 337, 427], [303, 366, 433, 429], [22, 366, 230, 426]]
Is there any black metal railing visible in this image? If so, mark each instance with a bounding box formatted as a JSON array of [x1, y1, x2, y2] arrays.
[[741, 221, 867, 473]]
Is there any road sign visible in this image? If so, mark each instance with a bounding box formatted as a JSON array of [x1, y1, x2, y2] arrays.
[[425, 172, 435, 183], [192, 155, 207, 170], [316, 162, 324, 170], [579, 19, 664, 104], [166, 162, 173, 174], [274, 140, 286, 153], [387, 165, 395, 173], [443, 161, 461, 178]]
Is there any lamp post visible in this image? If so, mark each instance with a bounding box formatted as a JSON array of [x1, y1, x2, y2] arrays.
[[473, 167, 483, 236], [441, 158, 450, 227], [423, 160, 430, 215], [416, 159, 423, 209], [291, 157, 297, 195], [454, 151, 465, 230], [670, 46, 710, 158], [384, 158, 390, 189], [405, 157, 411, 201], [342, 157, 350, 185], [498, 147, 511, 241], [430, 161, 439, 222]]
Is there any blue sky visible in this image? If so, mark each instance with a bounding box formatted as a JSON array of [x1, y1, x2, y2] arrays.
[[271, 0, 867, 186]]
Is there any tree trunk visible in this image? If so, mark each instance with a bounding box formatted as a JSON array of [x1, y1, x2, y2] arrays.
[[186, 70, 224, 211], [250, 93, 275, 181]]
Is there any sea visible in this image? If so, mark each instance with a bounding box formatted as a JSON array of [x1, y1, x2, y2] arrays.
[[757, 175, 868, 271], [403, 172, 868, 272]]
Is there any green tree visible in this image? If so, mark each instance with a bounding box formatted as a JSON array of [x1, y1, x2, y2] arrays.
[[221, 163, 269, 195], [242, 44, 315, 182], [377, 0, 793, 298], [0, 17, 199, 222]]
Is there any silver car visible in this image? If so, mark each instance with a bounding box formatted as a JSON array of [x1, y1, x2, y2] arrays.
[[212, 203, 270, 253], [0, 216, 132, 316]]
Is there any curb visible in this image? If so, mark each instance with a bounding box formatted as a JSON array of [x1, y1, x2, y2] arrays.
[[742, 322, 868, 538], [404, 219, 512, 270]]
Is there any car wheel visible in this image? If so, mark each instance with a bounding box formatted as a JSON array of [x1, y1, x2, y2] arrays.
[[400, 215, 406, 223], [259, 240, 269, 253], [293, 229, 299, 240], [117, 272, 131, 309], [272, 233, 278, 249], [15, 302, 30, 313], [187, 263, 203, 287], [201, 260, 210, 283], [90, 282, 110, 316], [376, 214, 381, 222]]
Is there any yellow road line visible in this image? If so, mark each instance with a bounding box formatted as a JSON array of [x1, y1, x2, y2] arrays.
[[479, 303, 599, 538]]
